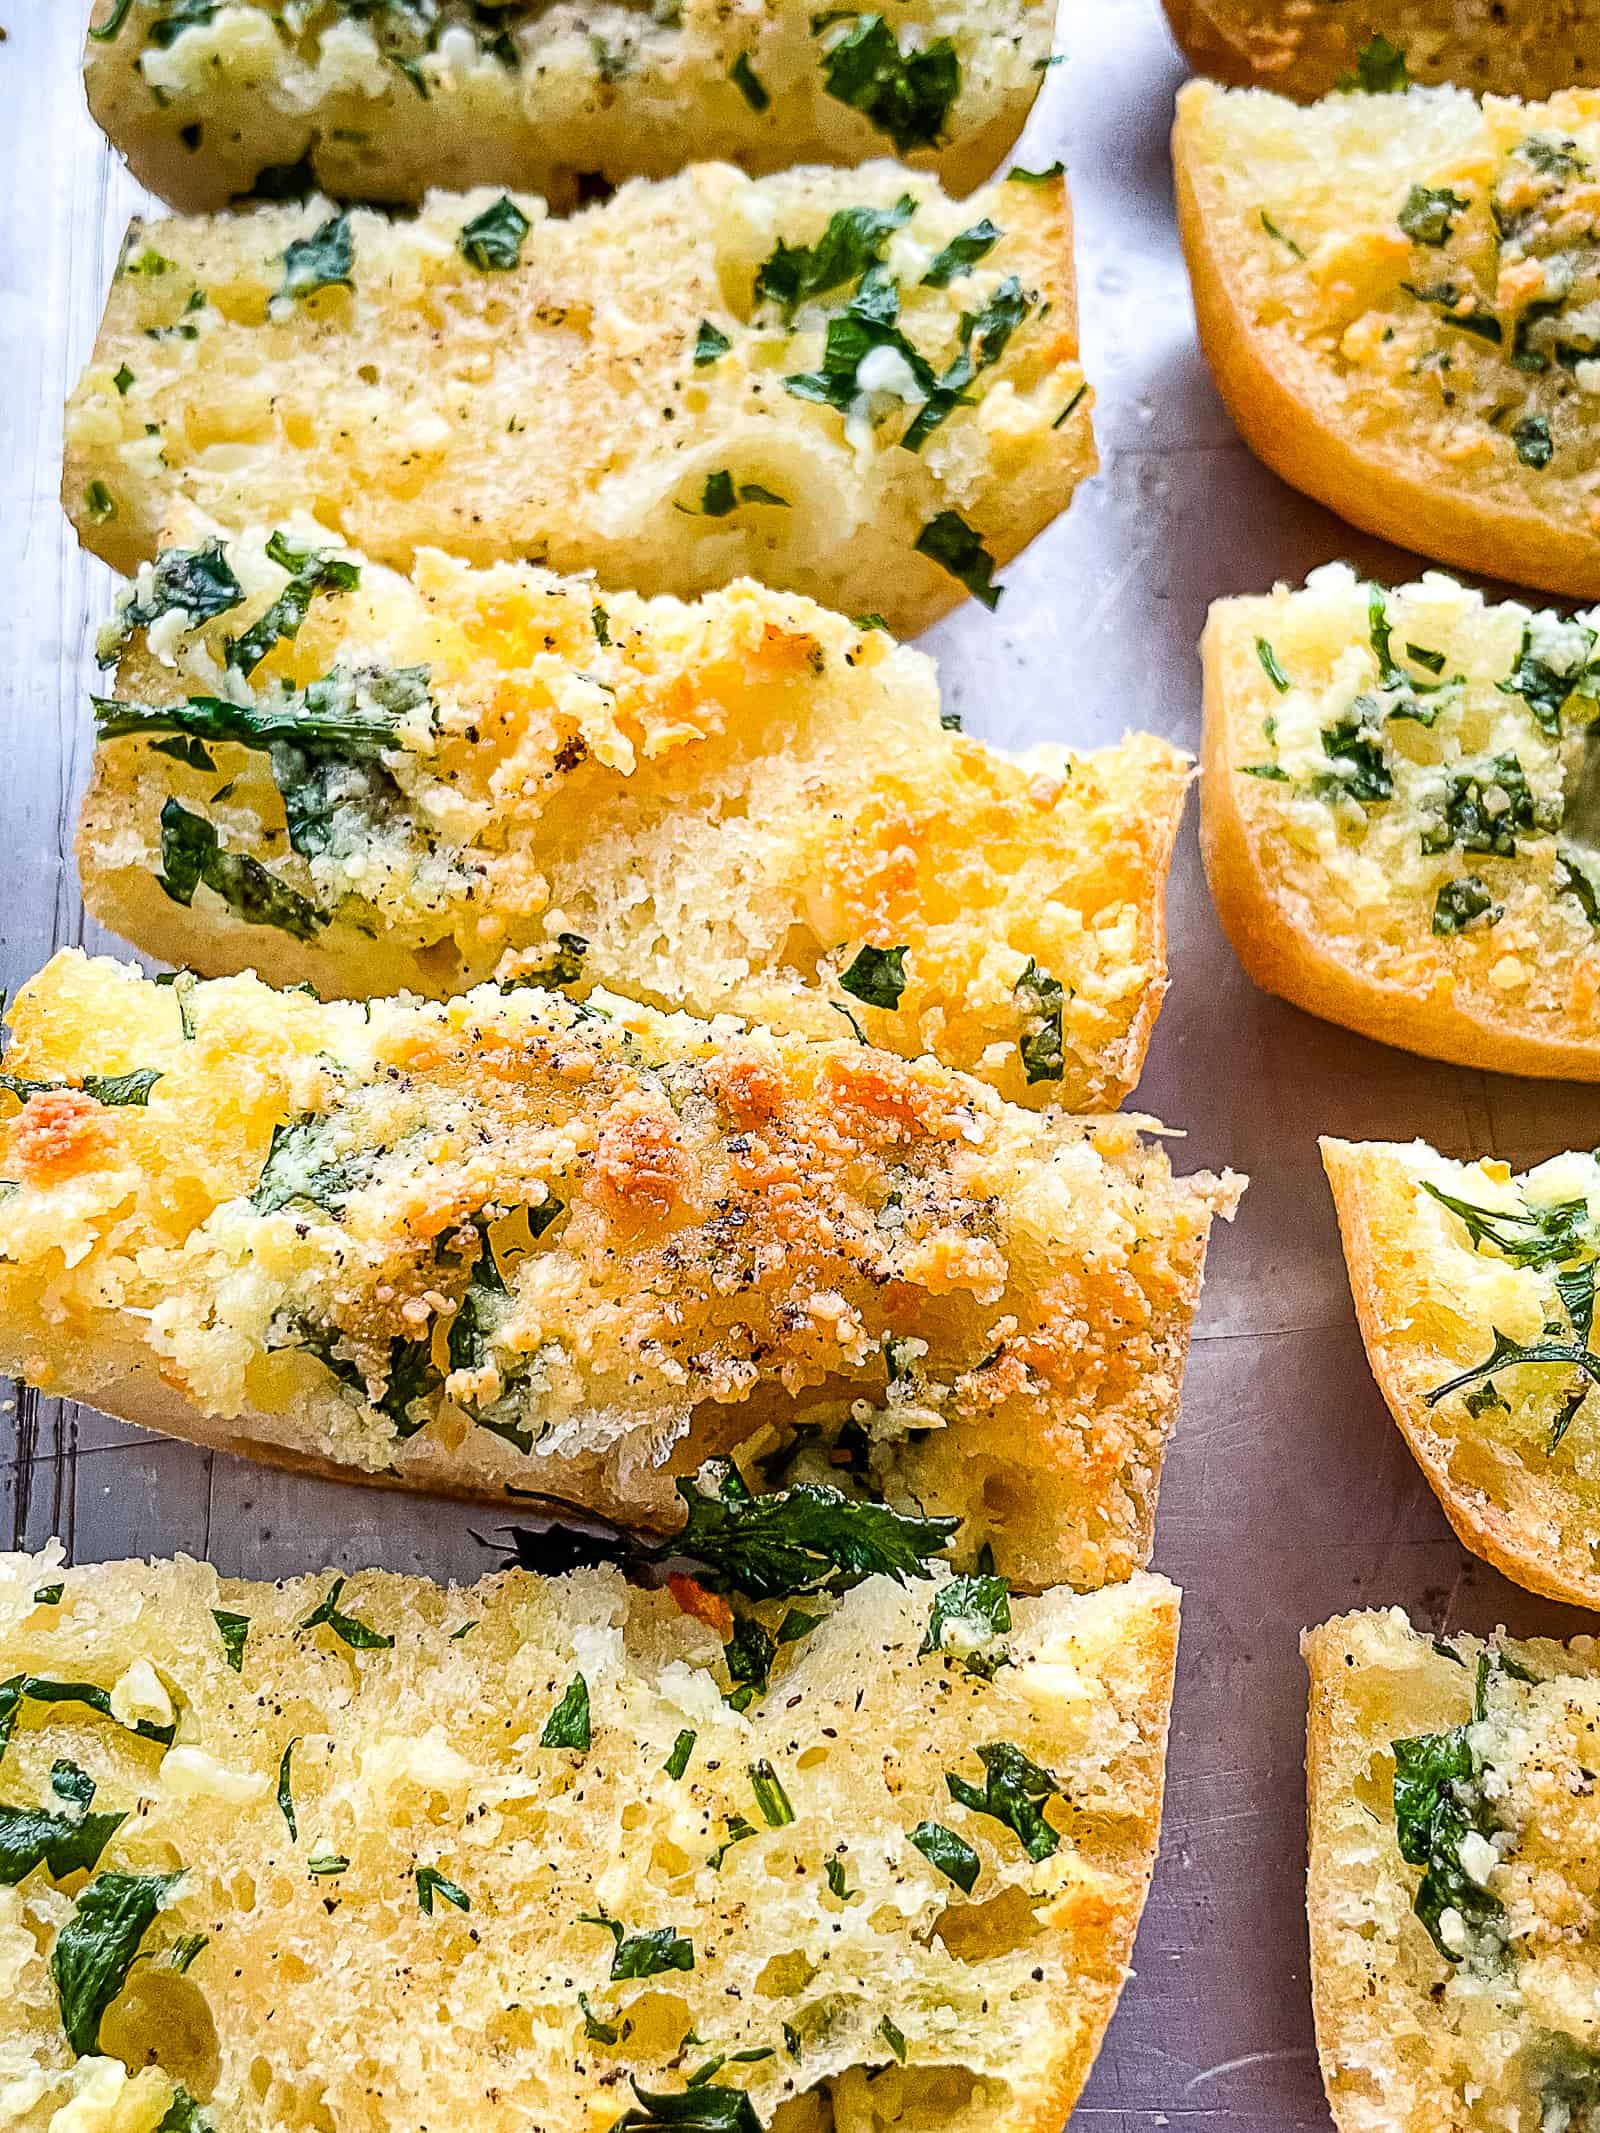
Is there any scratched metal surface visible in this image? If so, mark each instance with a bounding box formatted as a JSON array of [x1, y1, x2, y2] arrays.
[[4, 0, 1598, 2124]]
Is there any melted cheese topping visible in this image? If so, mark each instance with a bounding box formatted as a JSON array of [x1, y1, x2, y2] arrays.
[[82, 519, 1190, 1112], [0, 1549, 1178, 2133], [0, 951, 1237, 1591]]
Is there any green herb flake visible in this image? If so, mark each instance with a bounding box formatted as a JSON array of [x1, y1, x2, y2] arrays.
[[1513, 413, 1554, 467], [749, 1760, 795, 1828], [1256, 637, 1292, 693], [665, 1729, 697, 1780], [670, 1459, 957, 1600], [540, 1674, 592, 1751], [298, 1575, 394, 1651], [277, 213, 354, 303], [914, 510, 1002, 610], [754, 197, 915, 318], [616, 2079, 761, 2131], [879, 2015, 908, 2064], [838, 942, 908, 1010], [909, 1818, 980, 1893], [1259, 211, 1305, 260], [33, 1585, 63, 1608], [1008, 161, 1064, 184], [920, 1571, 1012, 1675], [922, 219, 1002, 288], [693, 320, 732, 367], [1338, 33, 1410, 92], [156, 799, 328, 943], [84, 481, 117, 526], [458, 195, 531, 272], [816, 12, 960, 154], [210, 1609, 249, 1674], [416, 1865, 470, 1914], [1432, 876, 1500, 936], [52, 1870, 183, 2055], [945, 1740, 1065, 1861], [729, 52, 770, 111], [112, 364, 135, 396], [583, 1911, 695, 1978], [1014, 958, 1065, 1084], [276, 1738, 299, 1840], [824, 1856, 852, 1899], [1398, 184, 1469, 246]]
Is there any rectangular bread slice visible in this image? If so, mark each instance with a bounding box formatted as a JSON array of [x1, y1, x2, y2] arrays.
[[0, 951, 1239, 1591], [0, 1546, 1179, 2133], [1305, 1607, 1600, 2133], [61, 165, 1094, 638], [82, 518, 1190, 1113], [83, 0, 1057, 212]]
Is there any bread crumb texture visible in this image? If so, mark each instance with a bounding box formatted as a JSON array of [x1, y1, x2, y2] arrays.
[[62, 165, 1094, 638], [1161, 0, 1600, 102], [1175, 83, 1600, 595], [1201, 562, 1600, 1073], [82, 0, 1054, 209], [0, 1547, 1179, 2132], [0, 951, 1240, 1590], [83, 518, 1187, 1111], [1323, 1134, 1600, 1607], [1305, 1606, 1600, 2133]]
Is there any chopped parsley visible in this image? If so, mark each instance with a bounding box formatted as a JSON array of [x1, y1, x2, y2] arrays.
[[277, 213, 354, 303], [921, 1572, 1011, 1676], [667, 1459, 957, 1600], [0, 1674, 175, 1759], [1259, 210, 1305, 260], [749, 1760, 795, 1828], [914, 510, 1002, 610], [52, 1870, 183, 2055], [754, 196, 914, 317], [0, 1771, 125, 1888], [307, 1851, 348, 1876], [224, 531, 361, 677], [690, 470, 789, 516], [838, 942, 908, 1009], [1432, 876, 1500, 935], [299, 1575, 394, 1651], [1007, 161, 1063, 185], [922, 219, 1002, 288], [1014, 958, 1065, 1084], [1513, 412, 1554, 467], [1255, 636, 1292, 692], [416, 1866, 470, 1914], [84, 481, 117, 526], [616, 2080, 761, 2132], [909, 1818, 980, 1892], [1500, 619, 1597, 735], [276, 1739, 298, 1840], [664, 1729, 697, 1780], [1391, 1658, 1504, 1960], [815, 12, 960, 154], [729, 52, 770, 110], [458, 195, 530, 271], [583, 1912, 695, 1979], [210, 1609, 249, 1673], [1338, 33, 1410, 92], [945, 1740, 1065, 1861], [98, 539, 244, 666], [540, 1674, 592, 1750], [693, 320, 731, 367], [1398, 184, 1469, 246], [1557, 849, 1600, 924], [157, 799, 329, 941], [1419, 753, 1548, 858]]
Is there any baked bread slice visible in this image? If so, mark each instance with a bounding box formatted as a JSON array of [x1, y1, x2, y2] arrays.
[[1174, 80, 1600, 598], [1306, 1606, 1600, 2133], [0, 1542, 1180, 2133], [61, 165, 1094, 637], [1201, 562, 1600, 1076], [1323, 1133, 1600, 1608], [1161, 0, 1600, 102], [82, 0, 1057, 212], [82, 518, 1189, 1113], [0, 949, 1240, 1591]]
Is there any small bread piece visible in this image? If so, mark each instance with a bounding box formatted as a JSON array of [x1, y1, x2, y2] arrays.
[[0, 950, 1240, 1590], [82, 0, 1058, 212], [1161, 0, 1600, 102], [82, 520, 1188, 1113], [1305, 1606, 1600, 2133], [1173, 80, 1600, 598], [61, 166, 1094, 637], [1323, 1134, 1600, 1608], [1201, 563, 1600, 1075], [0, 1545, 1180, 2133]]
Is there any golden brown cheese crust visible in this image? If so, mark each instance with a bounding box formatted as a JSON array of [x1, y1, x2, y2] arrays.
[[0, 1550, 1180, 2133], [83, 0, 1057, 210], [1161, 0, 1600, 102], [61, 167, 1095, 637], [1201, 566, 1600, 1076], [82, 524, 1189, 1112], [1324, 1135, 1600, 1608], [1305, 1608, 1600, 2133], [1175, 82, 1600, 598], [0, 952, 1239, 1591]]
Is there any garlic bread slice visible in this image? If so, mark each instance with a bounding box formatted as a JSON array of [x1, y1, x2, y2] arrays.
[[0, 1545, 1179, 2133], [83, 0, 1058, 212], [1306, 1606, 1600, 2133], [1161, 0, 1600, 102], [1201, 563, 1600, 1075], [0, 950, 1239, 1590], [62, 166, 1094, 636], [82, 521, 1188, 1112], [1324, 1133, 1600, 1607], [1174, 80, 1600, 597]]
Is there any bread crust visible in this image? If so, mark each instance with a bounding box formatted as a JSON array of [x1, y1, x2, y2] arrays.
[[1161, 0, 1600, 101], [1198, 576, 1600, 1078], [1173, 81, 1600, 601], [1323, 1135, 1600, 1608]]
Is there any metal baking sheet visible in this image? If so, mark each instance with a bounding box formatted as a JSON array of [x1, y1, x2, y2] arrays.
[[6, 1, 1596, 2125]]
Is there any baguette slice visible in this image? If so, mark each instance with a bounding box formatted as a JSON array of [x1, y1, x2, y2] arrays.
[[1174, 80, 1600, 599], [1161, 0, 1600, 102], [1323, 1134, 1600, 1608], [61, 166, 1094, 637], [82, 518, 1189, 1113], [1201, 562, 1600, 1076], [1306, 1607, 1600, 2133], [82, 0, 1057, 212], [0, 1545, 1179, 2133], [0, 950, 1240, 1590]]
